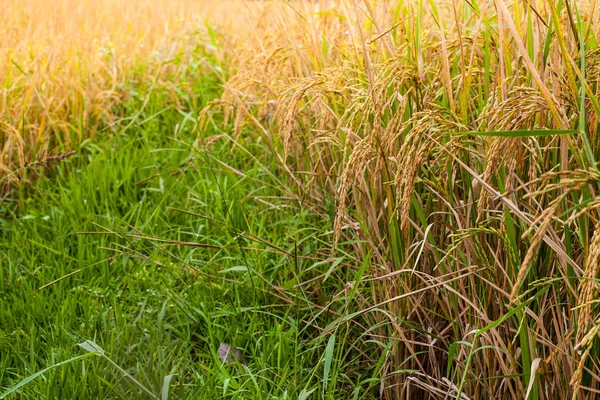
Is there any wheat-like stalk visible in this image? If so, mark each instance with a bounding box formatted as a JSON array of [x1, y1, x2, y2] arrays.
[[576, 222, 600, 342]]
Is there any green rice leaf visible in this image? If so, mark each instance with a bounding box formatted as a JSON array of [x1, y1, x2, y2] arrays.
[[453, 129, 580, 137]]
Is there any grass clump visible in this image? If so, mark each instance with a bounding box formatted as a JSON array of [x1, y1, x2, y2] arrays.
[[1, 85, 381, 398]]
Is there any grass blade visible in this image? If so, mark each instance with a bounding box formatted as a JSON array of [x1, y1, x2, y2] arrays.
[[0, 353, 98, 399], [453, 129, 580, 137], [323, 334, 336, 394]]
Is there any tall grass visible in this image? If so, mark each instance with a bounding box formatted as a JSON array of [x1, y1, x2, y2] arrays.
[[202, 1, 600, 398]]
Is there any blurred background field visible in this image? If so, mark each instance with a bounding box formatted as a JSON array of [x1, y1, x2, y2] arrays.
[[2, 0, 600, 399], [0, 0, 258, 173]]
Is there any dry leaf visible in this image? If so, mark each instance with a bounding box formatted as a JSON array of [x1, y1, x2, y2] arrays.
[[218, 343, 246, 365]]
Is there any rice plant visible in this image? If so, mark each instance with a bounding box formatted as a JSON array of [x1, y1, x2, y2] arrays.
[[205, 1, 600, 398]]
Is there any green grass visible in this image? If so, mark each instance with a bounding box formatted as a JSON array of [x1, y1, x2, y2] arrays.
[[0, 83, 384, 399]]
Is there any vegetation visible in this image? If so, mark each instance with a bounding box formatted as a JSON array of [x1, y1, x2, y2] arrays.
[[1, 91, 366, 398], [2, 0, 600, 399]]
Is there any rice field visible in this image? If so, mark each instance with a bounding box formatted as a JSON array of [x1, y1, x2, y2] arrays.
[[2, 0, 600, 399]]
